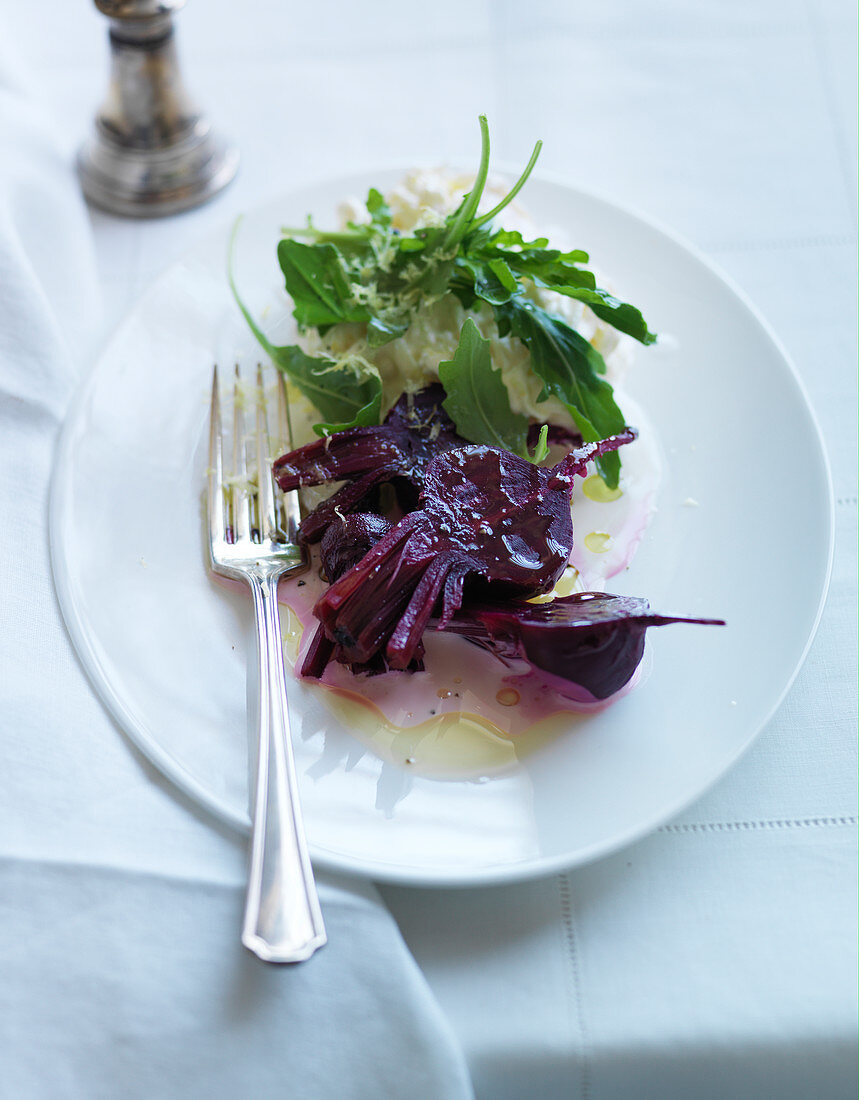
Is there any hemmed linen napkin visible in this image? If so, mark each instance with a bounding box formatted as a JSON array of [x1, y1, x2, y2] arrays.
[[0, 50, 473, 1100]]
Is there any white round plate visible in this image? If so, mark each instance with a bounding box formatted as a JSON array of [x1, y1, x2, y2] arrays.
[[50, 171, 833, 886]]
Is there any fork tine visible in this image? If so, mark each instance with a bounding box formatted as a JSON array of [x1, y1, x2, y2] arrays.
[[208, 366, 227, 547], [275, 367, 295, 453], [232, 365, 252, 541], [275, 371, 302, 543], [255, 365, 278, 541]]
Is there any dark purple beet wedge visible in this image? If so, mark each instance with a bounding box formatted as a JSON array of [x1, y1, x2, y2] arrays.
[[438, 592, 725, 700], [318, 511, 392, 583], [312, 430, 637, 670], [273, 384, 465, 544], [300, 511, 426, 678]]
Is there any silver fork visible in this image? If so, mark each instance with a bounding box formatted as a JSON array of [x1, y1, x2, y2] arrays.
[[207, 364, 326, 963]]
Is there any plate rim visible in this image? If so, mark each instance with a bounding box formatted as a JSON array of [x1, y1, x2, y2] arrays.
[[49, 167, 835, 887]]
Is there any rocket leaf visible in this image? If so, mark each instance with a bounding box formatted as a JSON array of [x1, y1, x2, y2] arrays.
[[438, 319, 532, 459], [493, 298, 627, 487], [228, 240, 381, 433]]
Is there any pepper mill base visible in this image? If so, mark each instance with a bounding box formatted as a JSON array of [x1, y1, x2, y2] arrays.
[[77, 125, 239, 218]]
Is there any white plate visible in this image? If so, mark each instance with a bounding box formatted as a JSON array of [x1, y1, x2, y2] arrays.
[[50, 171, 833, 886]]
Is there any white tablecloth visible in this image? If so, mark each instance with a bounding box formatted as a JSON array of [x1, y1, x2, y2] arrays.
[[1, 3, 855, 1098]]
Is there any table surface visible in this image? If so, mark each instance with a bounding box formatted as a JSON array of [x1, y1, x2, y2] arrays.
[[1, 2, 856, 1098]]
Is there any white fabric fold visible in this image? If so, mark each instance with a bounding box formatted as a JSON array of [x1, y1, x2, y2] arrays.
[[0, 859, 473, 1100], [0, 44, 472, 1100]]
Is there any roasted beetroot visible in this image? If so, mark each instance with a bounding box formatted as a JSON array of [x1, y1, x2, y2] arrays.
[[319, 512, 392, 583], [439, 592, 725, 700], [313, 431, 636, 670], [273, 384, 464, 544], [301, 511, 424, 678]]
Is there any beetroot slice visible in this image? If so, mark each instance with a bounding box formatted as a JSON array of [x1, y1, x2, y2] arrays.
[[272, 383, 586, 544], [319, 512, 392, 582], [273, 384, 464, 543], [300, 511, 425, 678], [438, 592, 725, 700], [313, 430, 636, 670]]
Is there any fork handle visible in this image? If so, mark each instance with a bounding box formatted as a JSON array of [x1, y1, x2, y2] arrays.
[[242, 571, 326, 963]]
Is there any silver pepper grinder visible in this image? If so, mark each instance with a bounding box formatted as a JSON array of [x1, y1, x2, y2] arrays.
[[77, 0, 238, 217]]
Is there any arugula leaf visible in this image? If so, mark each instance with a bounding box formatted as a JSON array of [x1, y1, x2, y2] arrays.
[[228, 232, 382, 433], [455, 254, 518, 305], [458, 228, 656, 345], [282, 188, 391, 249], [494, 298, 627, 487], [278, 192, 459, 349], [365, 187, 392, 229], [366, 313, 410, 347], [491, 228, 588, 263], [277, 239, 370, 331], [438, 319, 531, 459], [268, 345, 382, 434]]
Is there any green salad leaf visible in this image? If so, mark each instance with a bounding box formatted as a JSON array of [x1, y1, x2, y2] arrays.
[[228, 235, 381, 433], [264, 344, 382, 435], [494, 298, 626, 486], [438, 318, 533, 460], [454, 228, 656, 346], [230, 117, 655, 477], [276, 240, 371, 330]]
